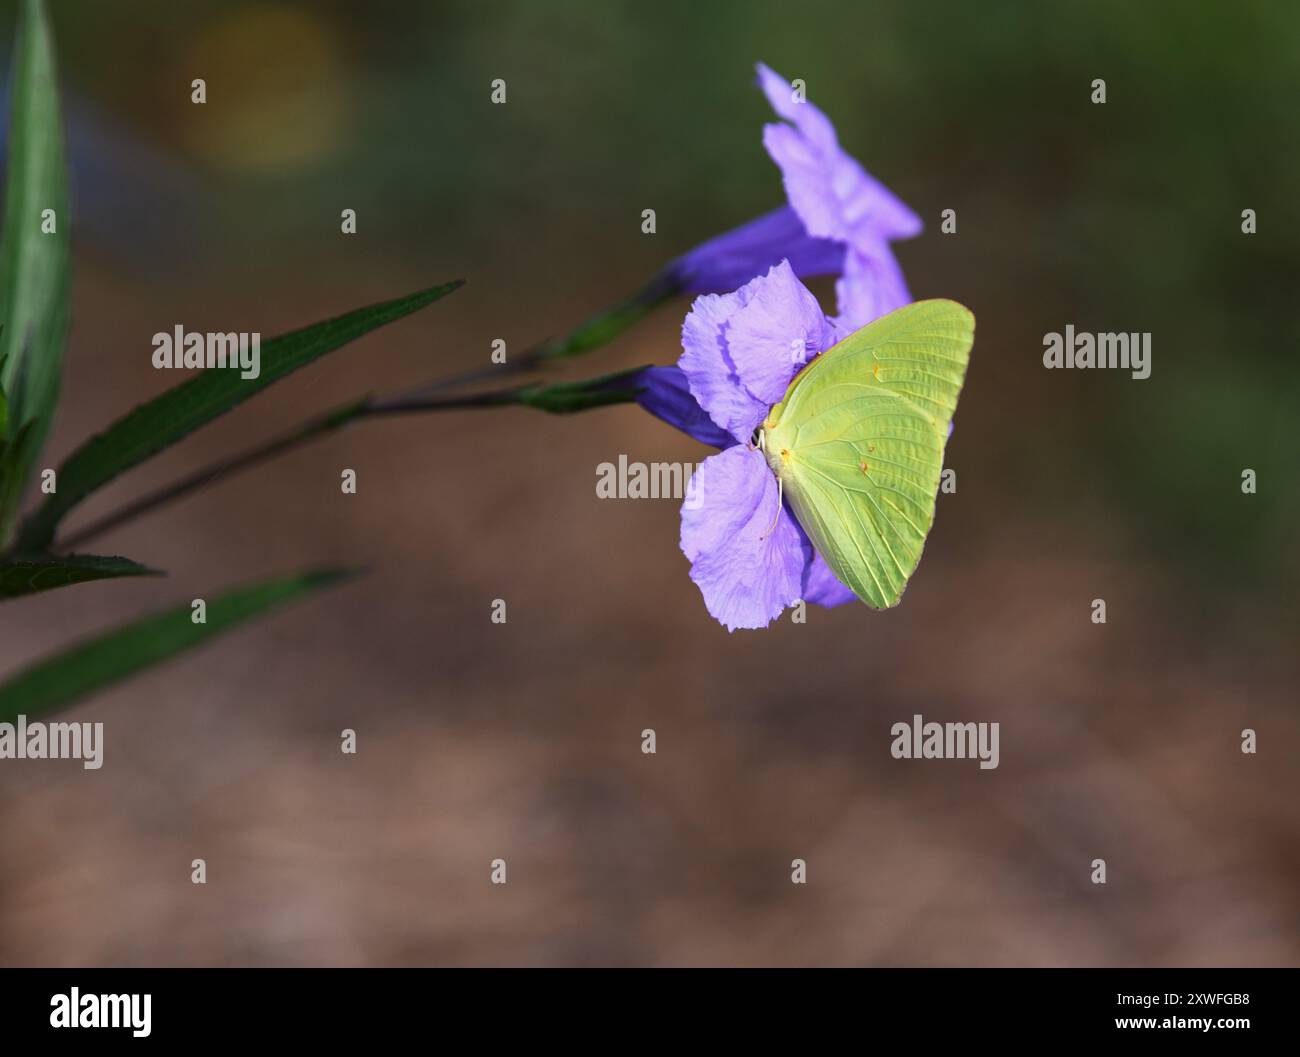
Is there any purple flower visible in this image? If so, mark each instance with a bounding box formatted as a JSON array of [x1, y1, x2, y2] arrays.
[[625, 66, 929, 628], [679, 257, 834, 446], [756, 63, 921, 329], [665, 64, 921, 332], [756, 64, 922, 248], [637, 261, 858, 630]]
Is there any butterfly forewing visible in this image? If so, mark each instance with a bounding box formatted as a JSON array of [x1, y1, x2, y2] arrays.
[[785, 298, 974, 431]]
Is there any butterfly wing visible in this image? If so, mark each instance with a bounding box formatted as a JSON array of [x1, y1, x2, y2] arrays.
[[764, 299, 974, 608], [786, 298, 975, 431]]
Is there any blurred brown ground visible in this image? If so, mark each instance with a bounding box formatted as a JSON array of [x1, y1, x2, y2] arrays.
[[0, 0, 1296, 966]]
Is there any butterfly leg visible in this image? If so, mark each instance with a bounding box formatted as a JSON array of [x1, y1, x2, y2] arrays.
[[761, 474, 784, 538]]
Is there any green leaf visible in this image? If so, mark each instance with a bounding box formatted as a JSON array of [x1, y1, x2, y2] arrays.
[[15, 280, 463, 549], [0, 360, 9, 441], [0, 0, 70, 533], [0, 552, 159, 599], [0, 419, 34, 506], [0, 567, 355, 723]]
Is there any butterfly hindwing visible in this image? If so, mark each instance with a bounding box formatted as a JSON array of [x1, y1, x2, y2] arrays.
[[764, 300, 974, 608]]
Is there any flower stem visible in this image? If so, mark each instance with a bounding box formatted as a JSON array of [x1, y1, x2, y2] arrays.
[[391, 270, 680, 400], [51, 272, 680, 552], [53, 388, 532, 551]]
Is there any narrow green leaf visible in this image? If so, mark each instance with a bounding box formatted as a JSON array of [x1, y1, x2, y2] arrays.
[[0, 567, 355, 723], [0, 552, 159, 599], [0, 418, 34, 501], [16, 280, 463, 549], [0, 347, 9, 440], [0, 0, 70, 531]]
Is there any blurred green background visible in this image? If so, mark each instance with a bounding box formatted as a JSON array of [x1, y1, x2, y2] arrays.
[[0, 0, 1294, 966]]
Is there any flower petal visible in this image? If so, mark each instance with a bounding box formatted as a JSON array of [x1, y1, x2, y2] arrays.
[[801, 545, 858, 609], [756, 62, 840, 153], [762, 121, 846, 242], [680, 446, 807, 630], [679, 289, 770, 445], [835, 152, 924, 245], [727, 259, 834, 405], [679, 261, 829, 444], [833, 245, 912, 331], [626, 366, 736, 449], [758, 63, 923, 249], [669, 206, 845, 295]]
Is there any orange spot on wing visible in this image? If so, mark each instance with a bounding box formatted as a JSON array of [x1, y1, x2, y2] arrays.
[[872, 362, 880, 381], [859, 460, 870, 475]]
